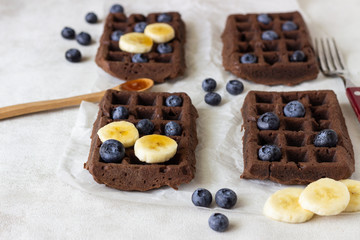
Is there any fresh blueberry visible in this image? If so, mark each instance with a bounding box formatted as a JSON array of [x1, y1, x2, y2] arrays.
[[164, 121, 182, 136], [61, 27, 75, 39], [76, 32, 91, 46], [111, 30, 124, 41], [208, 213, 229, 232], [110, 4, 124, 13], [226, 80, 244, 95], [257, 112, 280, 130], [290, 50, 306, 62], [284, 100, 305, 117], [204, 92, 221, 106], [261, 30, 279, 40], [112, 106, 129, 119], [192, 188, 212, 207], [157, 43, 173, 54], [134, 22, 147, 33], [136, 119, 154, 135], [132, 54, 148, 63], [282, 21, 298, 31], [258, 145, 282, 161], [99, 139, 125, 163], [314, 129, 338, 147], [65, 49, 82, 63], [240, 53, 257, 64], [202, 78, 217, 92], [157, 13, 172, 22], [165, 95, 182, 107], [85, 12, 98, 23], [257, 14, 272, 24], [215, 188, 237, 209]]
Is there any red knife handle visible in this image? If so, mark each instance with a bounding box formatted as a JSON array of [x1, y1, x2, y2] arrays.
[[346, 87, 360, 122]]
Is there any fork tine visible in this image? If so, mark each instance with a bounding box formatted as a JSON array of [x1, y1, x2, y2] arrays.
[[325, 38, 337, 71], [327, 38, 343, 71], [321, 38, 336, 72], [315, 38, 329, 73], [331, 38, 345, 70]]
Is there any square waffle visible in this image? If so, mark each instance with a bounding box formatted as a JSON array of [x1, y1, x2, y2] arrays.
[[84, 90, 198, 191], [241, 90, 354, 184], [222, 11, 319, 86], [95, 12, 186, 83]]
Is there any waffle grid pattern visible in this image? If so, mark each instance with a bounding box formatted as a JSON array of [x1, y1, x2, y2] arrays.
[[241, 90, 354, 184], [95, 12, 186, 83], [85, 90, 198, 191], [222, 11, 319, 85]]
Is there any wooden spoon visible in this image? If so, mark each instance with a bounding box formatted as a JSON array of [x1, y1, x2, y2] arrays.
[[0, 78, 154, 120]]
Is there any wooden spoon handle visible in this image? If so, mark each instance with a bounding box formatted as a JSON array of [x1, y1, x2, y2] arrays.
[[0, 90, 107, 120]]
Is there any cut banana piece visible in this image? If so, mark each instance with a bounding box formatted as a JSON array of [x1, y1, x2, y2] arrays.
[[97, 121, 139, 148], [299, 178, 350, 216], [119, 32, 153, 53], [340, 179, 360, 212], [144, 23, 175, 43], [263, 188, 314, 223], [134, 134, 177, 163]]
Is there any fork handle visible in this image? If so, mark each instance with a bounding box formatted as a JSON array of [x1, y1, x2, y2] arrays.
[[346, 87, 360, 122]]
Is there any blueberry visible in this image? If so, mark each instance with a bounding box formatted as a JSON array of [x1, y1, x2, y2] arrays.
[[112, 106, 129, 120], [240, 53, 257, 64], [257, 14, 272, 24], [132, 54, 148, 63], [111, 30, 124, 41], [284, 100, 305, 117], [61, 27, 75, 39], [65, 49, 81, 63], [261, 30, 279, 40], [290, 50, 306, 62], [258, 145, 282, 161], [136, 119, 154, 135], [134, 22, 147, 33], [110, 4, 124, 13], [202, 78, 217, 92], [282, 21, 298, 31], [99, 139, 125, 163], [157, 43, 173, 54], [164, 121, 182, 136], [215, 188, 237, 209], [226, 80, 244, 95], [204, 92, 221, 106], [165, 95, 182, 107], [314, 129, 338, 147], [257, 112, 280, 130], [208, 213, 229, 232], [76, 32, 91, 46], [191, 188, 212, 207], [85, 12, 98, 23], [157, 13, 172, 22]]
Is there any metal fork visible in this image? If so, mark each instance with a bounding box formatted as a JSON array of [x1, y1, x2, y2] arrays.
[[314, 37, 360, 122]]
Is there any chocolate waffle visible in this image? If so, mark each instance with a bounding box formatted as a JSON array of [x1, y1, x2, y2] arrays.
[[95, 12, 186, 83], [222, 11, 319, 86], [241, 90, 354, 184], [84, 90, 198, 191]]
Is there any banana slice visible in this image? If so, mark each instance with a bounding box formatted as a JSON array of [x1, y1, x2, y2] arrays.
[[97, 121, 139, 148], [134, 134, 177, 163], [144, 23, 175, 43], [299, 178, 350, 216], [119, 32, 153, 53], [263, 188, 314, 223], [340, 179, 360, 212]]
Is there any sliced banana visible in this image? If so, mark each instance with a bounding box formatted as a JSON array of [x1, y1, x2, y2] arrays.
[[144, 23, 175, 43], [97, 121, 139, 148], [119, 32, 153, 53], [134, 134, 177, 163], [340, 179, 360, 212], [263, 188, 314, 223], [299, 178, 350, 216]]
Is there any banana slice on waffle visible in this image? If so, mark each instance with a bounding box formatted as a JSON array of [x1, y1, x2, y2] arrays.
[[144, 23, 175, 43], [134, 134, 177, 163], [119, 32, 153, 53], [97, 121, 139, 148]]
